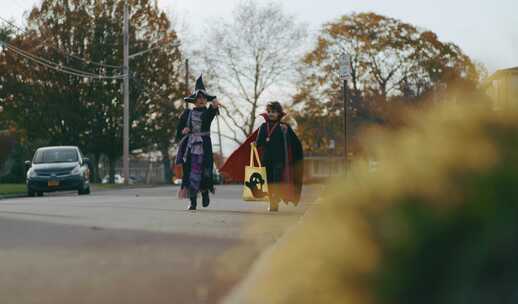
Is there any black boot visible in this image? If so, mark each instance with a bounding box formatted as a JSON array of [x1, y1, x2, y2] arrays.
[[188, 196, 197, 211], [202, 191, 210, 208]]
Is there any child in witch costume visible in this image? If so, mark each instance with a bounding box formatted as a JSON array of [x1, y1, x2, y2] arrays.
[[176, 75, 221, 211], [221, 101, 304, 212]]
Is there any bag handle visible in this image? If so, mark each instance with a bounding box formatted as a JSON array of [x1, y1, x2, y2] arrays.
[[250, 143, 262, 167]]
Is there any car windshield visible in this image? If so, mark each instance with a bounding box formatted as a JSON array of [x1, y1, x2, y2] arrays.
[[33, 148, 78, 164]]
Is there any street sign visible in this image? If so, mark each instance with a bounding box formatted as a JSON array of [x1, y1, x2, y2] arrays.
[[339, 53, 352, 80], [328, 139, 336, 149]]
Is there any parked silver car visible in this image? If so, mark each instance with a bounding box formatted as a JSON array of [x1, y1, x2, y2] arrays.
[[26, 146, 91, 197]]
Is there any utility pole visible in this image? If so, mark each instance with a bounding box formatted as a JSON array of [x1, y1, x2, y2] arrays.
[[343, 77, 349, 166], [121, 4, 182, 185], [122, 1, 130, 185], [340, 53, 351, 172]]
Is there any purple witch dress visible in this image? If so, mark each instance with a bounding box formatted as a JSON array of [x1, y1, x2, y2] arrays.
[[175, 106, 218, 199]]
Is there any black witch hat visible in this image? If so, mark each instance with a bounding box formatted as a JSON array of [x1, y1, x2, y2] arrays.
[[184, 74, 217, 103]]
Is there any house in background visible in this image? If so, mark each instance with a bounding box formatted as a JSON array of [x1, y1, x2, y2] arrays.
[[484, 67, 518, 110], [303, 154, 344, 182]]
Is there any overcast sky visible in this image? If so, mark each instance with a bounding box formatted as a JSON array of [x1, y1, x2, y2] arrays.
[[1, 0, 517, 72]]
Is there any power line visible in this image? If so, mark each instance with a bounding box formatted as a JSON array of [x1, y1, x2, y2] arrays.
[[0, 14, 181, 80], [4, 42, 108, 77], [5, 46, 126, 79], [2, 41, 127, 80], [0, 16, 122, 69], [0, 16, 56, 55], [3, 40, 123, 78], [0, 16, 122, 70], [0, 16, 182, 69]]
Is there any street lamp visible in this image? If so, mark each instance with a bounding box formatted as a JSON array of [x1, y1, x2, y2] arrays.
[[339, 53, 352, 171]]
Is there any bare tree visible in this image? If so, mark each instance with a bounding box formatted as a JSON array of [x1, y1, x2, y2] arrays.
[[201, 1, 307, 144]]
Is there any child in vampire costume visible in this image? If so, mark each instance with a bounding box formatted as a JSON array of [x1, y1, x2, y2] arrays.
[[221, 101, 304, 212], [176, 75, 220, 211]]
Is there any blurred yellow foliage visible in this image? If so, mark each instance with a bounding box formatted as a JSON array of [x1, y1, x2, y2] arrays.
[[239, 101, 518, 304]]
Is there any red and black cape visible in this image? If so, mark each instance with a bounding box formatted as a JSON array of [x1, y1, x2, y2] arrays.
[[220, 114, 304, 205]]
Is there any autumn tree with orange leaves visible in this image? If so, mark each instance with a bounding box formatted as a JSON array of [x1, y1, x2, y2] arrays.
[[293, 12, 482, 156]]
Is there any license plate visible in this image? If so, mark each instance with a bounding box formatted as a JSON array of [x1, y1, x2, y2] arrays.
[[48, 180, 60, 187]]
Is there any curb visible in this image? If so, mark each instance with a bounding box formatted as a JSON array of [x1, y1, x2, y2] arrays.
[[0, 184, 173, 200], [222, 203, 317, 304], [90, 184, 178, 193], [0, 193, 27, 200], [91, 184, 162, 191]]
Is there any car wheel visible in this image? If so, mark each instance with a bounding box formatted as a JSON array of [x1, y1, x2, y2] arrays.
[[28, 188, 36, 197], [37, 192, 44, 197]]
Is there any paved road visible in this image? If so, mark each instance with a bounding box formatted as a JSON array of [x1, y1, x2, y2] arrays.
[[0, 185, 317, 304]]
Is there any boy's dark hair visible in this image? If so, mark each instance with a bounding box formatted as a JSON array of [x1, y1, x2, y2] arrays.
[[266, 101, 284, 114]]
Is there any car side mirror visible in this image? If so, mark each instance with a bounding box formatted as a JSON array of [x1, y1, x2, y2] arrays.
[[24, 160, 32, 169]]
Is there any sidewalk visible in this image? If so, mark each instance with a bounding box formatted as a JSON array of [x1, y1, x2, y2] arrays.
[[223, 202, 319, 304]]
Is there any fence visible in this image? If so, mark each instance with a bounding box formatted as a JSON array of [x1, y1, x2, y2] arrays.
[[97, 158, 165, 184]]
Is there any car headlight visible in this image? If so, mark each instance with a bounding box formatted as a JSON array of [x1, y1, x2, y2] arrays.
[[71, 166, 81, 176], [27, 169, 37, 178]]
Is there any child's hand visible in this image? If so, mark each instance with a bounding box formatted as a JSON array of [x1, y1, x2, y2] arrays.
[[212, 98, 221, 108], [182, 128, 191, 135]]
